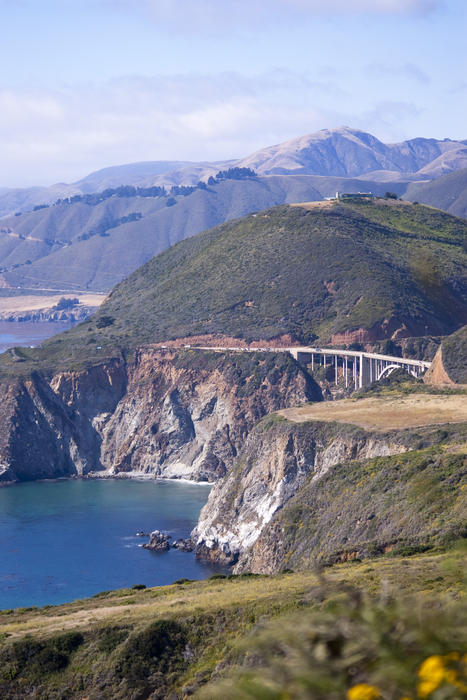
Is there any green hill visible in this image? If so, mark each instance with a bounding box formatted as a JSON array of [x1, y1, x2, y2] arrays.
[[3, 198, 466, 375], [441, 324, 467, 383], [0, 176, 407, 291], [0, 549, 465, 699]]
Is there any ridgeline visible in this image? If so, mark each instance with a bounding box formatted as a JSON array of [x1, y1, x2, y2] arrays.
[[2, 198, 466, 376]]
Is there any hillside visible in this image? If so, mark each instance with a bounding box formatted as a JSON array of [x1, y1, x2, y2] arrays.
[[237, 126, 467, 179], [0, 550, 465, 699], [439, 324, 467, 384], [0, 521, 465, 698], [2, 127, 467, 221], [0, 175, 407, 292], [405, 167, 467, 218], [4, 197, 464, 376]]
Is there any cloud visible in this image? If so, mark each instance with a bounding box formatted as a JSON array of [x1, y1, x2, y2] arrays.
[[367, 62, 431, 84], [100, 0, 442, 33], [0, 72, 346, 186], [0, 69, 436, 188]]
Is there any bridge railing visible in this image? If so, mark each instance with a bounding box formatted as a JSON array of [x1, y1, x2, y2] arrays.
[[189, 344, 431, 389]]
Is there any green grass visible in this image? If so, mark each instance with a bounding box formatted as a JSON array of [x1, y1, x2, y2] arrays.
[[1, 199, 466, 377], [250, 427, 467, 571], [0, 549, 465, 699]]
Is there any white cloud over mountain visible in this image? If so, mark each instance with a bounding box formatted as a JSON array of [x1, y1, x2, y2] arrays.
[[0, 69, 426, 187]]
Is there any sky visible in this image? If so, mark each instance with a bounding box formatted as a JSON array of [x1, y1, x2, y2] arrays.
[[0, 0, 466, 187]]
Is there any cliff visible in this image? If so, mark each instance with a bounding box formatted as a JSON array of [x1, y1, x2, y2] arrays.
[[0, 349, 320, 484], [193, 416, 467, 570]]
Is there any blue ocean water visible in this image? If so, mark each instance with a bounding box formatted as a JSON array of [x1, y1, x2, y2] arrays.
[[0, 478, 219, 610], [0, 320, 75, 354]]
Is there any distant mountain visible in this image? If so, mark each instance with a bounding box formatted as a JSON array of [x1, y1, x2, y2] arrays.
[[236, 127, 467, 179], [405, 168, 467, 218], [1, 127, 466, 219], [15, 198, 466, 375], [75, 160, 231, 192], [0, 174, 408, 291]]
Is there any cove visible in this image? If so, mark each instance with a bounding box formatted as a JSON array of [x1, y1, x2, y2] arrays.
[[0, 478, 218, 610], [0, 320, 75, 354]]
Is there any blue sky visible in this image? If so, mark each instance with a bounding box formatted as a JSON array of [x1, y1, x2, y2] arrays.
[[0, 0, 466, 186]]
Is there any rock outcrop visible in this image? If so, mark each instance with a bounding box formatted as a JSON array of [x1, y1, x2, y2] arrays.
[[143, 530, 171, 552], [425, 324, 467, 385], [192, 416, 462, 571], [0, 349, 320, 483]]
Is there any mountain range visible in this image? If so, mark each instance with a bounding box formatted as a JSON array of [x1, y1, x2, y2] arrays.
[[1, 126, 467, 293], [3, 126, 467, 216]]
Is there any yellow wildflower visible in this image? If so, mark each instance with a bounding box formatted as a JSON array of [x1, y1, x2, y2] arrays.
[[417, 652, 467, 697], [417, 655, 445, 698], [347, 684, 381, 700]]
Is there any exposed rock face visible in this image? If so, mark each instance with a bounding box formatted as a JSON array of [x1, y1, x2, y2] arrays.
[[425, 325, 467, 385], [424, 347, 454, 385], [192, 419, 411, 569], [0, 349, 320, 483]]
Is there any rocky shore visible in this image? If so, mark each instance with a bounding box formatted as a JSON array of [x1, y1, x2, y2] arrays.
[[142, 530, 193, 552]]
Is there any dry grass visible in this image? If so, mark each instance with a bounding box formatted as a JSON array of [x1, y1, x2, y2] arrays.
[[289, 201, 336, 210], [0, 551, 462, 641], [0, 293, 106, 314], [278, 394, 467, 430]]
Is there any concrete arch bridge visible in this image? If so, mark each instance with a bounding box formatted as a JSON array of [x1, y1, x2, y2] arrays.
[[288, 347, 430, 389], [191, 344, 431, 390]]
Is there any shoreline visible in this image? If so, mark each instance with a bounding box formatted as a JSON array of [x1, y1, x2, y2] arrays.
[[0, 471, 214, 489]]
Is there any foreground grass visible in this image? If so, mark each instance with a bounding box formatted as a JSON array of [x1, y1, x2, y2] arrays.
[[0, 549, 465, 698]]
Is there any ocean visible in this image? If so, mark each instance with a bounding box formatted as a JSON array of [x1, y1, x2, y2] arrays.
[[0, 478, 219, 609]]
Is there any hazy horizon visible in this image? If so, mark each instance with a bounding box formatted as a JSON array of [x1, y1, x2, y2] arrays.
[[1, 0, 466, 187]]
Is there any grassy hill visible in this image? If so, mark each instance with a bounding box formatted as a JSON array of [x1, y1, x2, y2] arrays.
[[2, 198, 466, 375], [441, 324, 467, 383], [0, 175, 408, 291], [0, 549, 465, 699]]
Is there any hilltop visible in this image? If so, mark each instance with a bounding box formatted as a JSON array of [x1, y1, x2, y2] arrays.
[[2, 127, 467, 293], [237, 126, 467, 179], [0, 174, 407, 291], [2, 127, 467, 220], [4, 197, 465, 375]]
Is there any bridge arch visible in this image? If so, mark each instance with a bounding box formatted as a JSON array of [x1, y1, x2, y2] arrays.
[[377, 364, 418, 381]]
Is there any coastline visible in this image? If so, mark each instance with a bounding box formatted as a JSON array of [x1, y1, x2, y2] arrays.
[[0, 471, 214, 488]]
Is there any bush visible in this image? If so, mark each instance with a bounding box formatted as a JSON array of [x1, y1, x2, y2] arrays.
[[96, 315, 115, 329], [97, 626, 131, 653], [116, 619, 188, 683]]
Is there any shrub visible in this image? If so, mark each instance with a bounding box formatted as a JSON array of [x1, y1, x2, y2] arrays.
[[116, 619, 188, 683]]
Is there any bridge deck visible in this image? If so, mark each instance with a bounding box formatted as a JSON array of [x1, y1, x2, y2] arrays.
[[191, 345, 431, 370]]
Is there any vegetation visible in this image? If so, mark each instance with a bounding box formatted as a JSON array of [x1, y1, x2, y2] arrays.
[[214, 167, 257, 181], [440, 324, 467, 384], [255, 427, 467, 570], [2, 199, 465, 376], [0, 549, 464, 698]]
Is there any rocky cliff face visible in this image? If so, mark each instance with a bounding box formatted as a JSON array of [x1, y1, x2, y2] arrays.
[[192, 418, 432, 569], [0, 349, 320, 484]]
